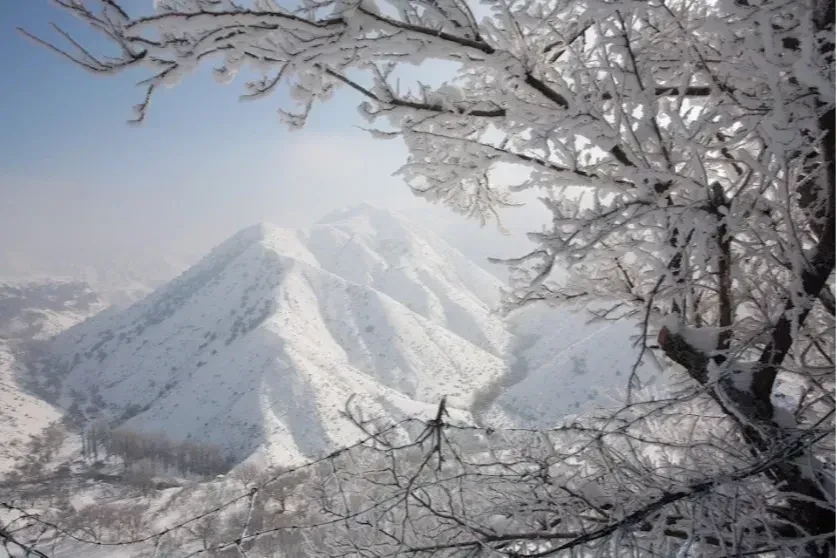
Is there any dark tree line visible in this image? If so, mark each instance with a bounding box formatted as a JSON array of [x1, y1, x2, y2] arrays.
[[82, 421, 232, 478]]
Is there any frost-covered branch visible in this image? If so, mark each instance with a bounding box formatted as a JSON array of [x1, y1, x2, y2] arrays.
[[22, 0, 836, 554]]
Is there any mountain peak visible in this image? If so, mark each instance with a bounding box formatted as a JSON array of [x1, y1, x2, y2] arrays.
[[223, 221, 283, 245]]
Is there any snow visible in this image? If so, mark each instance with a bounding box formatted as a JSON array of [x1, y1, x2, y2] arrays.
[[660, 313, 681, 336], [486, 304, 658, 428], [39, 206, 642, 466], [0, 279, 106, 473], [679, 326, 721, 355], [0, 279, 106, 341], [42, 207, 512, 465], [69, 492, 98, 511], [0, 342, 62, 472]]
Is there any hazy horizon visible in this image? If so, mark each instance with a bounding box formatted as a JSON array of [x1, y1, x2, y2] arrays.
[[1, 1, 544, 286]]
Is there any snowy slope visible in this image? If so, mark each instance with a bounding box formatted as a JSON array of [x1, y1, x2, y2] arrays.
[[45, 210, 511, 465], [0, 279, 107, 472], [486, 304, 660, 428], [309, 204, 509, 353], [0, 342, 61, 472]]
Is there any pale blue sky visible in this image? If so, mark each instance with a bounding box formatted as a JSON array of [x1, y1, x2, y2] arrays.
[[1, 1, 538, 279]]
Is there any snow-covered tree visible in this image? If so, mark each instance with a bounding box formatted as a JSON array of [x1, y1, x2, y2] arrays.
[[16, 0, 834, 556]]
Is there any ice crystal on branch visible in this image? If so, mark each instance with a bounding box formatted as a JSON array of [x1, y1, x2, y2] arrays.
[[15, 0, 835, 555]]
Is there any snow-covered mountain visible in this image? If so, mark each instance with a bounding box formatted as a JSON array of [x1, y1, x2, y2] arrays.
[[40, 205, 656, 467], [0, 279, 107, 471], [42, 207, 514, 465]]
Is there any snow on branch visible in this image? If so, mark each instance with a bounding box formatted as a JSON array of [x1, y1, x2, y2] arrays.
[[19, 0, 836, 554]]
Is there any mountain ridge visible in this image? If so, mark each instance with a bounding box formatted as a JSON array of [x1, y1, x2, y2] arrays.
[[35, 205, 655, 467], [41, 208, 512, 466]]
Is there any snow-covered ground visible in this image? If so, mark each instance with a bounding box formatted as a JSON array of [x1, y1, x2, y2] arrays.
[[486, 304, 661, 428], [0, 341, 62, 471], [0, 279, 107, 472]]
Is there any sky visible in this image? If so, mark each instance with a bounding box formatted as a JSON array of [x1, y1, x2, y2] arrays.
[[1, 1, 543, 284]]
